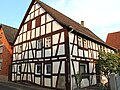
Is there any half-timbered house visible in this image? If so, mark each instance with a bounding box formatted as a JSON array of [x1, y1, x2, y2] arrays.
[[11, 0, 116, 90], [0, 24, 17, 80]]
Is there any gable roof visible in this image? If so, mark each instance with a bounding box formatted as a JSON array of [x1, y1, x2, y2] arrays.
[[106, 31, 120, 50], [37, 0, 103, 42], [0, 24, 18, 45], [15, 0, 116, 50]]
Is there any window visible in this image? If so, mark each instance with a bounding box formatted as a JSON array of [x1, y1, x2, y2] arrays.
[[45, 36, 51, 48], [17, 64, 21, 74], [0, 59, 2, 70], [80, 65, 85, 74], [31, 40, 36, 49], [78, 37, 82, 47], [37, 39, 42, 49], [36, 63, 41, 75], [46, 64, 51, 74], [83, 39, 87, 48], [80, 63, 89, 79]]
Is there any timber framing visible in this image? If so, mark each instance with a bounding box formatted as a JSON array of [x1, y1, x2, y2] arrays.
[[11, 0, 116, 90]]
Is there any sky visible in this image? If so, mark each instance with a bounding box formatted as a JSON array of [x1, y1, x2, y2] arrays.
[[0, 0, 120, 41]]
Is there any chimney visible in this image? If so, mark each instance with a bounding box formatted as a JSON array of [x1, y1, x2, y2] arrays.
[[81, 21, 84, 27]]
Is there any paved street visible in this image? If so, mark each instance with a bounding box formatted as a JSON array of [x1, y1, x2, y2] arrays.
[[0, 80, 54, 90], [0, 85, 17, 90], [0, 80, 109, 90]]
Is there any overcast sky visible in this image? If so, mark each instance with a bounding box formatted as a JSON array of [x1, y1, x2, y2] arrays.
[[0, 0, 120, 41]]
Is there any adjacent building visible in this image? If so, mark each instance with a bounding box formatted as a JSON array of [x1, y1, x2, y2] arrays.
[[0, 24, 17, 80], [11, 0, 116, 90], [106, 31, 120, 53]]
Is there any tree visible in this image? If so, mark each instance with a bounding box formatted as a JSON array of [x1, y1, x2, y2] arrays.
[[96, 51, 120, 87], [75, 72, 82, 88]]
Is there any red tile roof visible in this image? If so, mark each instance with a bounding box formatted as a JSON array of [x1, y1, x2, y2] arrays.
[[106, 31, 120, 50]]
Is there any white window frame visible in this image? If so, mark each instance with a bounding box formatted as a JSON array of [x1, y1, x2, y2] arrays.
[[83, 39, 88, 48], [78, 36, 82, 47], [37, 39, 42, 49], [45, 36, 51, 48], [45, 64, 51, 75], [35, 63, 42, 75], [80, 63, 87, 74], [32, 40, 36, 49], [17, 64, 21, 74]]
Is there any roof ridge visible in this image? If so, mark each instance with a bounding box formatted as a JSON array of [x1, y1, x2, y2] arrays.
[[36, 0, 116, 50], [108, 31, 120, 34], [14, 0, 115, 50], [37, 1, 104, 40], [39, 0, 83, 27], [1, 24, 18, 30], [0, 24, 18, 45]]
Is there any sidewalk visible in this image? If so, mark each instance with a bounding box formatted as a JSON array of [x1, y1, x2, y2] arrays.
[[0, 80, 54, 90]]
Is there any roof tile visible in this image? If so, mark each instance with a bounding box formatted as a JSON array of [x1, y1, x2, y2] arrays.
[[106, 31, 120, 50], [1, 24, 18, 45]]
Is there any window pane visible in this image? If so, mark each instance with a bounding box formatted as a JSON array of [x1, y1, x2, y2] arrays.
[[36, 64, 41, 73], [83, 39, 87, 48], [19, 66, 21, 72], [37, 39, 42, 49], [80, 65, 86, 74], [45, 36, 51, 48], [18, 65, 21, 74], [32, 40, 36, 49], [46, 64, 51, 74], [78, 37, 82, 47]]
